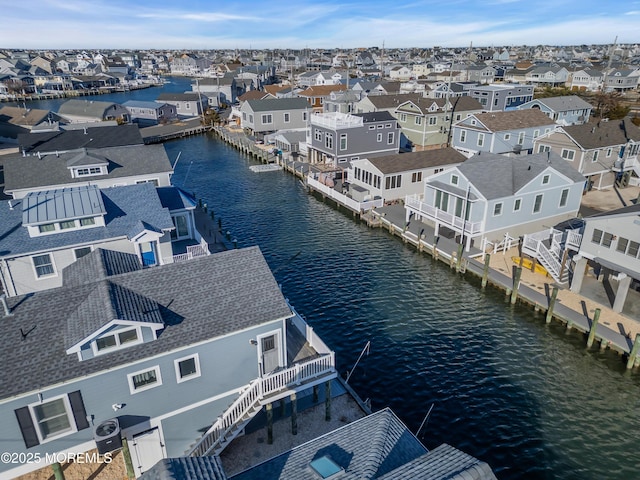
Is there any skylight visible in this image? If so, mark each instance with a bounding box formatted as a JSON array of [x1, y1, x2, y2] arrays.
[[310, 456, 342, 478]]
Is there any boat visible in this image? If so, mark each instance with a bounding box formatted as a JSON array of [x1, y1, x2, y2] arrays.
[[249, 164, 282, 173], [512, 256, 548, 276]]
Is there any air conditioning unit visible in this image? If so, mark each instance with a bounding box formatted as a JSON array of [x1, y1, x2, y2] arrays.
[[94, 418, 122, 454]]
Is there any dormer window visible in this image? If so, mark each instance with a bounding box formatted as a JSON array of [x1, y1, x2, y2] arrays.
[[93, 327, 141, 354], [75, 167, 103, 176]]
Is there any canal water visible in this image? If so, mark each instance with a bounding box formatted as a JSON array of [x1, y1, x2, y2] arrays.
[[19, 79, 640, 480]]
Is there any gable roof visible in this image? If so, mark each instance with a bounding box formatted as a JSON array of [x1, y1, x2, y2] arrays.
[[3, 144, 172, 193], [360, 93, 423, 110], [367, 148, 466, 174], [396, 96, 482, 115], [0, 106, 51, 127], [354, 111, 396, 123], [58, 99, 123, 118], [0, 246, 293, 400], [298, 84, 347, 97], [140, 456, 227, 480], [18, 124, 144, 152], [237, 90, 273, 102], [471, 109, 556, 133], [22, 185, 106, 225], [520, 95, 592, 112], [244, 97, 309, 112], [62, 248, 142, 288], [156, 92, 204, 102], [560, 119, 640, 149]]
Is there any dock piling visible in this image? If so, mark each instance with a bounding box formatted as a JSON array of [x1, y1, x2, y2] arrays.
[[587, 308, 601, 348], [626, 334, 640, 369], [266, 402, 273, 444], [546, 286, 559, 324], [481, 254, 491, 288], [511, 267, 523, 304]]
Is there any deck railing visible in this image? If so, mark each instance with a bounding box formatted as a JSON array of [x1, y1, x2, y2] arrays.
[[405, 195, 483, 235], [307, 176, 383, 212], [188, 353, 335, 457]]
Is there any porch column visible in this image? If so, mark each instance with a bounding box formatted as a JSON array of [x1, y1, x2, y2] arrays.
[[325, 380, 332, 421], [465, 233, 472, 253], [570, 255, 588, 294], [290, 393, 297, 435], [266, 402, 274, 444], [613, 273, 632, 313], [434, 222, 440, 237]]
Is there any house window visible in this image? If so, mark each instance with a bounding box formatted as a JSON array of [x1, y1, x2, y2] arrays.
[[411, 172, 422, 183], [428, 116, 437, 125], [460, 130, 466, 143], [30, 396, 74, 441], [261, 114, 273, 124], [451, 174, 459, 185], [591, 228, 603, 244], [415, 116, 422, 125], [616, 237, 628, 254], [80, 217, 96, 227], [435, 190, 449, 212], [538, 144, 551, 153], [60, 220, 76, 230], [517, 132, 525, 145], [504, 133, 511, 141], [542, 175, 550, 185], [249, 114, 253, 123], [628, 240, 640, 258], [74, 246, 92, 260], [136, 179, 159, 187], [325, 133, 333, 149], [303, 111, 308, 121], [95, 327, 140, 354], [493, 203, 503, 216], [533, 129, 540, 138], [377, 133, 382, 142], [387, 132, 394, 144], [32, 253, 55, 278], [533, 194, 543, 213], [340, 134, 347, 150], [175, 354, 201, 383], [76, 167, 102, 176], [400, 113, 407, 122], [283, 113, 290, 123], [477, 133, 484, 147], [38, 223, 56, 233], [592, 151, 599, 163], [559, 188, 569, 207], [314, 129, 322, 141], [561, 149, 575, 160], [514, 198, 522, 212], [128, 366, 162, 394], [606, 148, 612, 157]]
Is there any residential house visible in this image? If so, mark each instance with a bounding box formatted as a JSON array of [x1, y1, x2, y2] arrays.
[[388, 65, 413, 81], [3, 144, 173, 198], [468, 84, 534, 112], [347, 148, 466, 202], [533, 118, 640, 190], [155, 93, 208, 118], [323, 90, 363, 114], [122, 101, 178, 126], [427, 81, 472, 99], [395, 96, 483, 151], [516, 95, 593, 126], [18, 124, 145, 153], [240, 97, 310, 138], [298, 84, 347, 112], [604, 69, 640, 91], [354, 93, 423, 114], [463, 65, 497, 84], [191, 75, 239, 108], [57, 99, 131, 124], [0, 106, 59, 143], [569, 68, 604, 91], [307, 111, 399, 166], [405, 152, 586, 250], [0, 246, 337, 478], [452, 109, 557, 157], [570, 205, 640, 313], [170, 54, 211, 75], [525, 66, 570, 86]]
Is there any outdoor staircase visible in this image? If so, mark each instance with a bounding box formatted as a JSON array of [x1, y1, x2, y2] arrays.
[[186, 354, 336, 457], [522, 228, 583, 285]]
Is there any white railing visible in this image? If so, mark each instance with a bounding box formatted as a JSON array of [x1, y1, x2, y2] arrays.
[[522, 230, 563, 282], [565, 229, 582, 250], [188, 353, 336, 457], [405, 195, 483, 235], [310, 112, 363, 130], [307, 176, 383, 211], [492, 233, 518, 254], [168, 243, 210, 264]]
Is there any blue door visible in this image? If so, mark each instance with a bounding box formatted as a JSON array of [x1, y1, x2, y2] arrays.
[[140, 242, 157, 266]]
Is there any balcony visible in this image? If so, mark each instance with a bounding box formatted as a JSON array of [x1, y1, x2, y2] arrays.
[[405, 194, 483, 235], [310, 112, 363, 130]]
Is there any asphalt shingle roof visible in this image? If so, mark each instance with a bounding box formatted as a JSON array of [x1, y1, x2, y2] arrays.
[[3, 144, 172, 193], [368, 148, 466, 174], [58, 99, 122, 118], [245, 97, 310, 112], [562, 119, 640, 149], [62, 248, 142, 288], [140, 456, 227, 480], [472, 109, 556, 133], [17, 124, 144, 152], [1, 246, 293, 400], [524, 95, 592, 112]]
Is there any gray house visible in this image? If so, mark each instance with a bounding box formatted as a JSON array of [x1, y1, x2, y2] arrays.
[[468, 84, 534, 112], [452, 109, 557, 157], [0, 183, 179, 296], [405, 152, 586, 250], [307, 111, 399, 166], [240, 98, 310, 138], [156, 93, 208, 117], [516, 95, 593, 126], [122, 101, 178, 126], [58, 99, 131, 124], [0, 246, 336, 478]]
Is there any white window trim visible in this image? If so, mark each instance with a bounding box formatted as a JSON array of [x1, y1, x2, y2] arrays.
[[542, 174, 550, 185], [128, 365, 163, 394], [493, 202, 503, 216], [513, 198, 522, 212], [92, 326, 143, 356], [174, 354, 201, 383], [31, 253, 58, 280], [28, 394, 77, 444]]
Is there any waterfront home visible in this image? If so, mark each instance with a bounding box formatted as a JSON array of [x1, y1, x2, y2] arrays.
[[604, 69, 640, 92], [122, 101, 178, 126], [388, 65, 413, 81], [516, 95, 593, 126], [240, 97, 309, 139], [404, 151, 586, 251], [0, 183, 178, 296], [568, 68, 604, 91], [155, 93, 208, 118], [17, 124, 145, 153], [298, 84, 347, 112], [192, 74, 241, 107], [354, 93, 423, 114], [347, 148, 466, 202], [525, 65, 570, 87], [169, 53, 211, 75], [467, 84, 534, 112], [394, 96, 483, 151], [533, 118, 640, 190], [323, 89, 363, 114], [3, 144, 173, 198], [307, 111, 399, 166], [570, 205, 640, 312], [451, 109, 557, 157], [58, 99, 131, 124], [0, 106, 60, 143], [0, 246, 336, 479]]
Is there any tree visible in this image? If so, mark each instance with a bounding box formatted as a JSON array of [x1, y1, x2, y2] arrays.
[[592, 90, 629, 120]]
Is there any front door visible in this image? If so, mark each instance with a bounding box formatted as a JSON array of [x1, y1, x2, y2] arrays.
[[139, 242, 157, 266], [261, 334, 280, 375], [132, 427, 164, 477]]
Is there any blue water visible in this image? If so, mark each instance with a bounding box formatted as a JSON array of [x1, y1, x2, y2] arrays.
[[17, 78, 640, 480]]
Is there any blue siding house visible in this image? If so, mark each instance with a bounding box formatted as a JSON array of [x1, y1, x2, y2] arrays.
[[0, 246, 336, 478]]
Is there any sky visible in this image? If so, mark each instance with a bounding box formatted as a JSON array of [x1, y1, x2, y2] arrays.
[[1, 0, 638, 51]]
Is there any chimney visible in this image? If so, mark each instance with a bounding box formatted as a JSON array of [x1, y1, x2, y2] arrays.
[[0, 295, 11, 317], [8, 200, 13, 210]]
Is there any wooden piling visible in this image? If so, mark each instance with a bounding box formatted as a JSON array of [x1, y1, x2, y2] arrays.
[[546, 286, 558, 324], [325, 380, 332, 421], [626, 334, 640, 369], [266, 402, 273, 444], [456, 244, 464, 272], [587, 308, 601, 348], [481, 254, 491, 288], [510, 267, 522, 304], [291, 393, 298, 435], [313, 385, 319, 403]]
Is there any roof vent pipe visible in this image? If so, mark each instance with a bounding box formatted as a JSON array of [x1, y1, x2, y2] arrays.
[[0, 295, 11, 317]]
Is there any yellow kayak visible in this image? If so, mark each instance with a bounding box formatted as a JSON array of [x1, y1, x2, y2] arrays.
[[512, 256, 549, 276]]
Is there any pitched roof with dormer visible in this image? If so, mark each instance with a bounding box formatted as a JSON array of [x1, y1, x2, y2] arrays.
[[18, 124, 144, 152], [467, 109, 556, 133]]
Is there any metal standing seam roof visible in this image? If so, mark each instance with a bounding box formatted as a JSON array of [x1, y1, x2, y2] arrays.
[[22, 185, 106, 225], [1, 246, 294, 400]]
